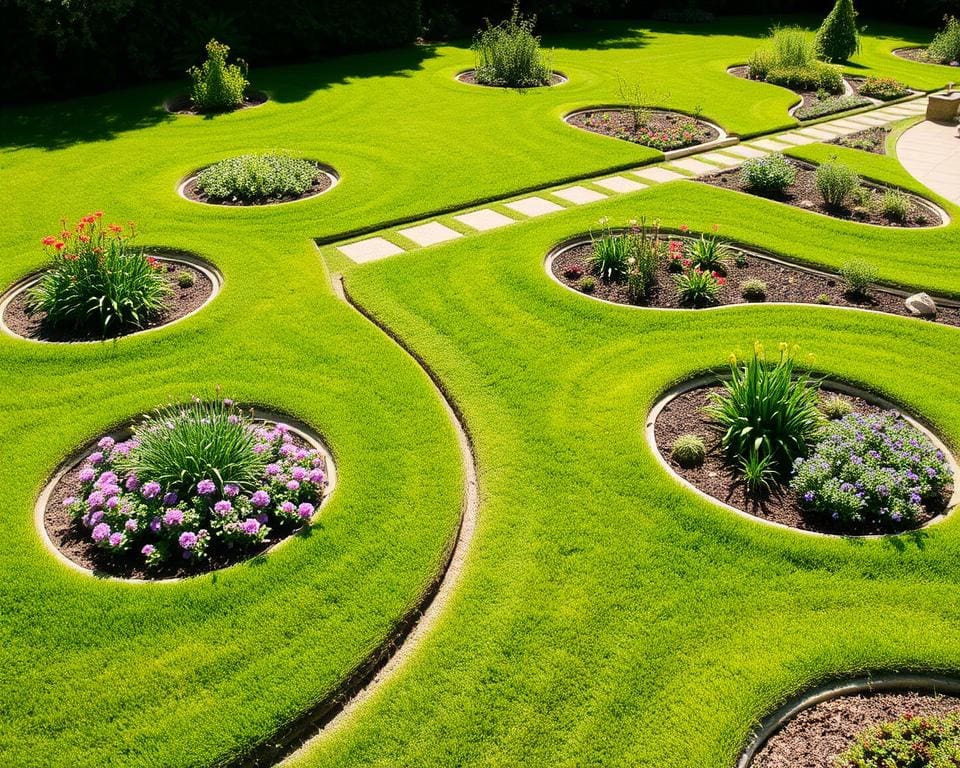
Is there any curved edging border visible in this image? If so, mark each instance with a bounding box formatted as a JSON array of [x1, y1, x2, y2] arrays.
[[0, 250, 224, 345], [177, 163, 340, 207], [35, 409, 338, 584], [644, 373, 960, 540], [455, 68, 568, 87], [737, 672, 960, 768], [892, 47, 959, 67], [217, 273, 480, 768], [544, 233, 960, 320], [562, 106, 736, 160]]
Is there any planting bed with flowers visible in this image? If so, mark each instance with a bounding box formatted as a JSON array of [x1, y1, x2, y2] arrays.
[[183, 155, 336, 206], [566, 109, 719, 152], [47, 398, 330, 578]]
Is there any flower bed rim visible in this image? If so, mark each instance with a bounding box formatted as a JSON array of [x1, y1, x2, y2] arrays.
[[545, 230, 960, 318], [36, 408, 338, 584], [162, 89, 270, 115], [891, 46, 958, 66], [454, 68, 568, 88], [0, 250, 223, 345], [562, 106, 729, 148], [644, 373, 960, 540], [177, 161, 340, 207], [736, 672, 960, 768]]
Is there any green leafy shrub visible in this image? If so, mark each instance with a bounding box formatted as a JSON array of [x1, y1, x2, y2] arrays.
[[794, 94, 871, 120], [740, 153, 796, 194], [27, 213, 170, 335], [673, 267, 725, 307], [817, 293, 832, 304], [792, 412, 952, 525], [187, 39, 248, 112], [881, 188, 911, 221], [684, 227, 731, 274], [706, 342, 821, 474], [671, 434, 706, 468], [771, 26, 817, 68], [858, 76, 911, 100], [815, 159, 861, 207], [840, 258, 877, 295], [836, 712, 960, 767], [928, 15, 960, 64], [748, 26, 844, 93], [589, 219, 630, 281], [472, 3, 550, 88], [176, 270, 195, 288], [746, 48, 774, 81], [820, 393, 853, 419], [578, 276, 596, 293], [196, 154, 320, 202], [766, 62, 844, 93], [815, 0, 860, 63], [740, 279, 767, 302]]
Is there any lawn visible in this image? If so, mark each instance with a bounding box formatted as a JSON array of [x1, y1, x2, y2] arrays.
[[2, 12, 960, 768]]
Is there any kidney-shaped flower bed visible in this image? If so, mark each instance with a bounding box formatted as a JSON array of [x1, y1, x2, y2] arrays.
[[1, 214, 221, 343], [180, 154, 339, 206], [41, 398, 334, 579], [648, 344, 956, 536], [565, 108, 722, 152]]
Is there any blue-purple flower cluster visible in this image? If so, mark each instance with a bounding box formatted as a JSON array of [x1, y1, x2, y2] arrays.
[[63, 422, 327, 568], [791, 411, 952, 526]]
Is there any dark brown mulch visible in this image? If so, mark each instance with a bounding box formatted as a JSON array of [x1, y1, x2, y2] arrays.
[[457, 69, 565, 87], [182, 167, 333, 206], [566, 109, 719, 151], [653, 384, 950, 535], [697, 160, 942, 228], [752, 691, 960, 768], [829, 126, 890, 155], [3, 259, 214, 342], [163, 90, 269, 115], [894, 47, 959, 66], [551, 239, 960, 327], [44, 431, 322, 580]]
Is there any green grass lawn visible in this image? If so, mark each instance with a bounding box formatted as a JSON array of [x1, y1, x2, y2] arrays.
[[2, 14, 960, 768]]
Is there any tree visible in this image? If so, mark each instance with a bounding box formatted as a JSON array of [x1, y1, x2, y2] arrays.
[[815, 0, 860, 63]]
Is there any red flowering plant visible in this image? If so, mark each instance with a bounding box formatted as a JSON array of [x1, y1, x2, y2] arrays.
[[27, 213, 170, 336], [673, 265, 726, 307]]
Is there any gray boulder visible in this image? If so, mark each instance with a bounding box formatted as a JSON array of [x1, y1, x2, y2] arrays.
[[905, 292, 937, 317]]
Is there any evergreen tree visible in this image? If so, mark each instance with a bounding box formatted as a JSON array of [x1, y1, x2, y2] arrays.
[[815, 0, 860, 62]]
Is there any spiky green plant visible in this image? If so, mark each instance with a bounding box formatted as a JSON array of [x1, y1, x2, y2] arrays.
[[472, 4, 551, 88]]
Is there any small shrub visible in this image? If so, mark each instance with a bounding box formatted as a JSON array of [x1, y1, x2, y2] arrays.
[[740, 279, 767, 302], [684, 227, 731, 274], [562, 264, 584, 280], [589, 219, 630, 281], [771, 26, 817, 69], [472, 3, 551, 88], [836, 712, 960, 768], [666, 238, 686, 272], [617, 73, 652, 131], [187, 39, 248, 112], [840, 258, 877, 295], [766, 62, 844, 93], [27, 214, 170, 335], [673, 267, 725, 307], [814, 0, 860, 63], [671, 434, 706, 468], [748, 26, 844, 93], [578, 276, 596, 293], [196, 154, 319, 203], [820, 393, 853, 420], [706, 342, 822, 474], [815, 159, 860, 207], [816, 293, 832, 304], [794, 94, 871, 120], [740, 153, 796, 194], [858, 76, 910, 101], [625, 218, 666, 301], [792, 411, 952, 525], [881, 188, 911, 221], [176, 270, 195, 288], [747, 48, 773, 81], [928, 15, 960, 64]]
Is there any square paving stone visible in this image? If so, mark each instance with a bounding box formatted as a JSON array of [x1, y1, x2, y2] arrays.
[[699, 152, 743, 166], [337, 237, 405, 264], [775, 133, 816, 145], [593, 175, 648, 193], [505, 196, 565, 217], [397, 221, 463, 247], [632, 167, 687, 183], [667, 157, 718, 175], [721, 145, 768, 159], [750, 138, 792, 151], [453, 209, 516, 231], [551, 185, 608, 204], [796, 127, 839, 139]]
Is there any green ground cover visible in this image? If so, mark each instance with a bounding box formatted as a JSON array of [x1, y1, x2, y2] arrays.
[[1, 14, 959, 768]]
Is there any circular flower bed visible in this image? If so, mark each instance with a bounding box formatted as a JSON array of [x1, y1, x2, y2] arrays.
[[648, 345, 956, 536], [180, 155, 338, 206], [455, 69, 566, 87], [0, 213, 221, 342], [565, 108, 721, 152], [41, 398, 334, 579], [163, 90, 269, 115]]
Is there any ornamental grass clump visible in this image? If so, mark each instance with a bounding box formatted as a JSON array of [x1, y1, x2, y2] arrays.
[[673, 267, 725, 307], [188, 39, 249, 112], [624, 218, 666, 302], [836, 712, 960, 768], [741, 153, 796, 195], [706, 343, 822, 489], [815, 158, 861, 208], [928, 15, 960, 64], [748, 26, 844, 93], [684, 226, 731, 274], [196, 154, 320, 203], [792, 412, 952, 526], [671, 434, 706, 468], [589, 218, 630, 281], [472, 4, 551, 88], [27, 213, 170, 335], [64, 398, 329, 568]]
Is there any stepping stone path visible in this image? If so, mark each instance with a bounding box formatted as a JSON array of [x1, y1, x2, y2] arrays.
[[334, 94, 939, 263]]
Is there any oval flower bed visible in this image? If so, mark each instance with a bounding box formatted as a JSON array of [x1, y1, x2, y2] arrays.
[[42, 398, 333, 579], [745, 685, 960, 768], [1, 213, 220, 342], [548, 223, 960, 326], [565, 108, 720, 152], [649, 344, 955, 536], [164, 89, 268, 115], [180, 154, 338, 206], [456, 69, 566, 87]]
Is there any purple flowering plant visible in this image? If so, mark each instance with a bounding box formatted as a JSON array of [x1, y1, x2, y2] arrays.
[[63, 398, 328, 568], [791, 411, 952, 526]]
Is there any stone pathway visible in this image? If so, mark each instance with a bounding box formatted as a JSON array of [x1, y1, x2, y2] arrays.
[[333, 95, 934, 264], [897, 119, 960, 205]]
